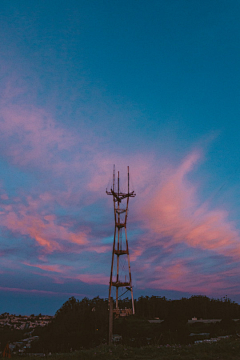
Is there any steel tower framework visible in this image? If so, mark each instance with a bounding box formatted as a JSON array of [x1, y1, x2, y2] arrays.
[[106, 165, 136, 315]]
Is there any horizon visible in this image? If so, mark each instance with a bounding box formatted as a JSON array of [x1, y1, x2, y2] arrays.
[[0, 292, 238, 317], [1, 1, 240, 315]]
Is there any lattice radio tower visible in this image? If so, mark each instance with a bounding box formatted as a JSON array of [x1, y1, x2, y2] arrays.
[[106, 165, 136, 315]]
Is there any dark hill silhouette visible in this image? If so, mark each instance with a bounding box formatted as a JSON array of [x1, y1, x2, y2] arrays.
[[29, 295, 240, 352]]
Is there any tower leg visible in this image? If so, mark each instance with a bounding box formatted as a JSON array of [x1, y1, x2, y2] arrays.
[[125, 226, 135, 314], [109, 227, 116, 306]]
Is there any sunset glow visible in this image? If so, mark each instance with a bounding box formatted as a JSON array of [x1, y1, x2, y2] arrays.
[[0, 0, 240, 314]]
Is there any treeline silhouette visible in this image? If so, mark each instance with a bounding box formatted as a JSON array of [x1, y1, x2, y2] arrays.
[[134, 295, 239, 319], [30, 295, 240, 352]]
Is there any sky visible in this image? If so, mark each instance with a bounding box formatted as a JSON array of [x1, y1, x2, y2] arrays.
[[0, 0, 240, 315]]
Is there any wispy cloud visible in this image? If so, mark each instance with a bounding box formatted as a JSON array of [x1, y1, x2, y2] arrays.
[[0, 105, 76, 171], [0, 286, 87, 298], [0, 194, 89, 254], [139, 151, 240, 258], [23, 262, 71, 274], [0, 87, 240, 300], [22, 261, 109, 286]]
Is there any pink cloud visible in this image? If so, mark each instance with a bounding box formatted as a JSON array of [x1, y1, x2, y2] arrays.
[[147, 271, 228, 295], [23, 262, 71, 273], [0, 94, 158, 211], [130, 247, 144, 262], [0, 101, 154, 211], [138, 151, 240, 258], [75, 273, 109, 285], [0, 195, 89, 253], [22, 260, 109, 286], [0, 105, 77, 170], [1, 91, 240, 297], [134, 255, 240, 296]]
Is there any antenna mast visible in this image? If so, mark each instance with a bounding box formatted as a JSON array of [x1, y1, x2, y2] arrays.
[[106, 165, 136, 316]]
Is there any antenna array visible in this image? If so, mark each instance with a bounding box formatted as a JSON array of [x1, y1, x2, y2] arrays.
[[106, 165, 136, 315]]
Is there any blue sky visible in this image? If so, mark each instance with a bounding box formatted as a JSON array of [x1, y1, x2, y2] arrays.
[[0, 0, 240, 314]]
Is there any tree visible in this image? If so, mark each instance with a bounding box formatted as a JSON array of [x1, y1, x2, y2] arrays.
[[33, 296, 108, 353]]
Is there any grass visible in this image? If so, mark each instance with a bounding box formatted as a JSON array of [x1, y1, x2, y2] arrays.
[[17, 337, 240, 360]]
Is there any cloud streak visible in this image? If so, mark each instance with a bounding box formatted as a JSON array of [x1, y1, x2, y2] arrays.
[[0, 286, 87, 298], [0, 87, 240, 301], [0, 194, 89, 254], [139, 151, 240, 259]]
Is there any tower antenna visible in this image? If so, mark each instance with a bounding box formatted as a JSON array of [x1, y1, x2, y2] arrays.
[[106, 165, 136, 319]]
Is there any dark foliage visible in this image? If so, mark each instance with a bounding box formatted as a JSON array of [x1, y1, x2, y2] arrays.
[[114, 315, 154, 346], [0, 328, 24, 351], [32, 294, 240, 352], [135, 295, 240, 320], [31, 296, 108, 353]]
